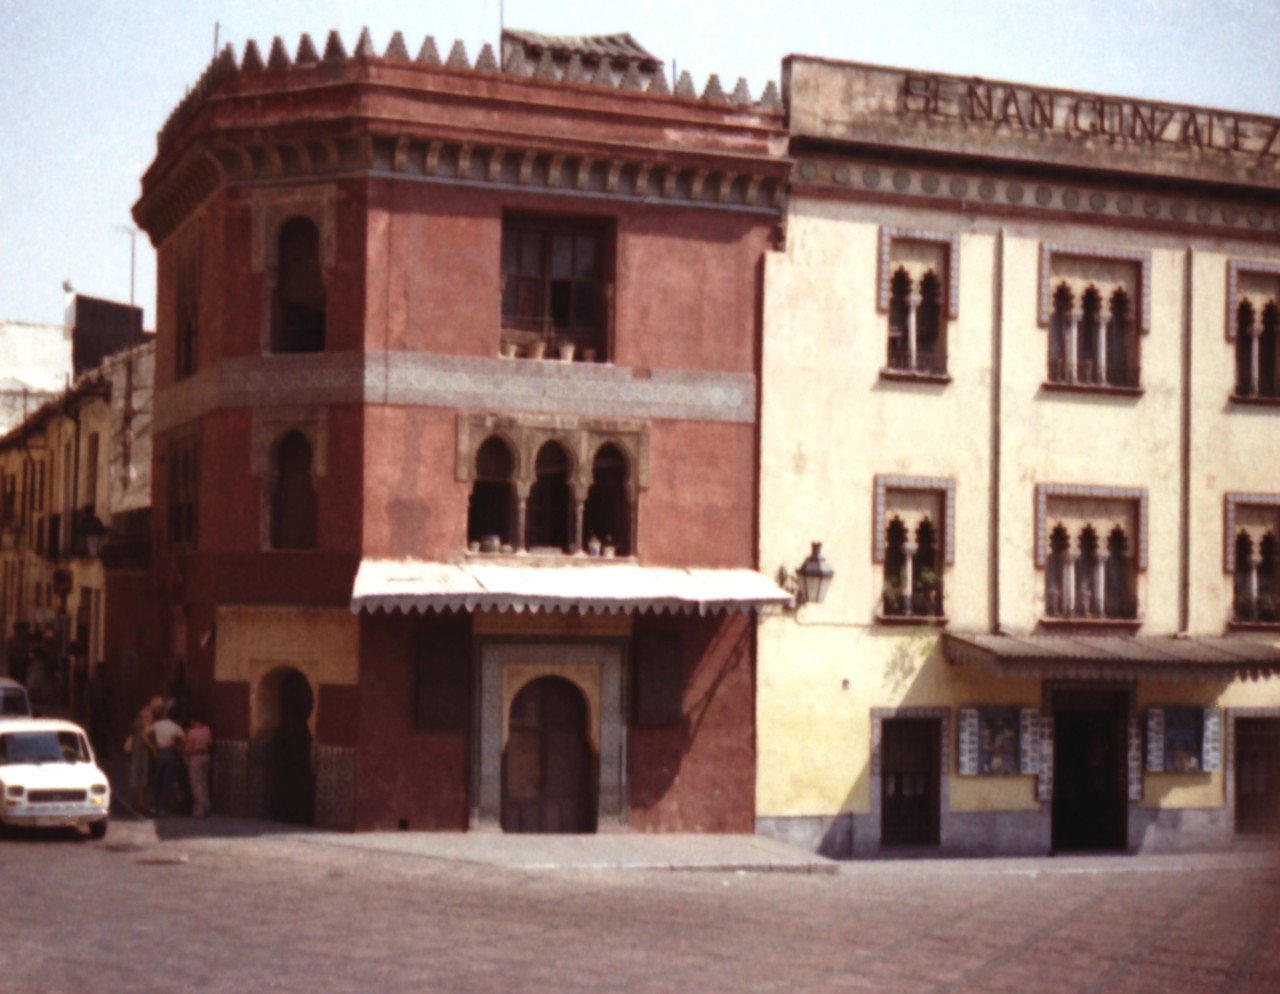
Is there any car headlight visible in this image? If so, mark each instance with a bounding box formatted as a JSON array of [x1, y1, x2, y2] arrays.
[[90, 783, 108, 796], [4, 784, 23, 798]]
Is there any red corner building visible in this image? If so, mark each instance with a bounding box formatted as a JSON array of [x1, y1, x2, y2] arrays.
[[132, 29, 790, 832]]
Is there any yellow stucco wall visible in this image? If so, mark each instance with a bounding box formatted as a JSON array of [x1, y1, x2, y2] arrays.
[[757, 184, 1280, 823]]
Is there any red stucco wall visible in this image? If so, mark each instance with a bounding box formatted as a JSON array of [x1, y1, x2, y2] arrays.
[[629, 612, 757, 832]]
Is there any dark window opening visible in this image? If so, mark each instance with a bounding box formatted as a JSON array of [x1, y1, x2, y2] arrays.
[[167, 439, 199, 552], [1236, 301, 1256, 396], [271, 217, 326, 354], [886, 268, 947, 376], [1105, 528, 1136, 619], [583, 443, 631, 557], [1045, 524, 1070, 618], [1107, 289, 1139, 387], [468, 436, 516, 548], [177, 318, 197, 380], [883, 517, 908, 615], [501, 218, 608, 362], [1048, 284, 1072, 384], [1076, 526, 1099, 616], [526, 442, 572, 552], [913, 518, 943, 616], [1236, 531, 1280, 622], [270, 432, 317, 550]]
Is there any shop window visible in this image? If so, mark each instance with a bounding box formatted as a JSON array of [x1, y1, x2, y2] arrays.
[[583, 443, 631, 557], [526, 442, 573, 553], [1040, 245, 1147, 391], [1226, 494, 1280, 623], [269, 431, 317, 550], [167, 436, 200, 552], [1145, 707, 1222, 773], [879, 229, 956, 380], [467, 436, 516, 549], [874, 476, 954, 620], [270, 217, 326, 354], [1037, 484, 1146, 623], [501, 216, 610, 362]]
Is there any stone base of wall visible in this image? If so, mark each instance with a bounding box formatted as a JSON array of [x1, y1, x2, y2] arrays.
[[1130, 807, 1246, 853], [756, 814, 854, 859], [315, 745, 356, 831], [211, 738, 355, 830], [759, 810, 1050, 859]]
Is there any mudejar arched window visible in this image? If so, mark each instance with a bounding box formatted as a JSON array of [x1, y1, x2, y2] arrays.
[[468, 436, 516, 548], [583, 443, 631, 557], [271, 217, 326, 354], [526, 442, 572, 553], [270, 431, 317, 550]]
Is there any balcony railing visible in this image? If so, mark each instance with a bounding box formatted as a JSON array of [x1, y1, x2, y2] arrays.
[[886, 346, 948, 377], [1234, 595, 1280, 624], [1044, 589, 1137, 620], [881, 587, 945, 618], [1046, 358, 1141, 389]]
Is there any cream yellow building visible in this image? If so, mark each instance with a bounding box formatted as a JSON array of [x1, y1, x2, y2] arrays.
[[758, 58, 1280, 856]]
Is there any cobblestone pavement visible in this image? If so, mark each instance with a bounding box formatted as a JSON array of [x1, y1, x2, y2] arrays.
[[1, 817, 1278, 994]]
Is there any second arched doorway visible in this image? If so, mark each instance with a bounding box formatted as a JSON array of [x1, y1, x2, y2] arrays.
[[502, 676, 596, 833]]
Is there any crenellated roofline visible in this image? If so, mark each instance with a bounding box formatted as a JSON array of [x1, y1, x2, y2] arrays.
[[135, 28, 789, 247]]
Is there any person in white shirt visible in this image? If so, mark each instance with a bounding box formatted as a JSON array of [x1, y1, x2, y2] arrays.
[[148, 713, 185, 816]]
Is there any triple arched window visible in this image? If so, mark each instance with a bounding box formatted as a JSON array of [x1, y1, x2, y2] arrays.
[[1047, 284, 1137, 388], [465, 433, 637, 556]]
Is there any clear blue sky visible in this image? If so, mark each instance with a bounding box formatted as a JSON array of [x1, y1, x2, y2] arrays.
[[1, 0, 1276, 329]]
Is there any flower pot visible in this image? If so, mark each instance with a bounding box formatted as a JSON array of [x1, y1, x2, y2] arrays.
[[527, 339, 547, 360], [499, 339, 518, 359], [559, 342, 576, 363]]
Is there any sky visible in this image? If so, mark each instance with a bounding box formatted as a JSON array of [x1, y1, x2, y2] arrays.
[[0, 0, 1276, 330]]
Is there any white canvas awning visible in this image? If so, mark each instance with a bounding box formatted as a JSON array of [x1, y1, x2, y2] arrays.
[[350, 559, 792, 616]]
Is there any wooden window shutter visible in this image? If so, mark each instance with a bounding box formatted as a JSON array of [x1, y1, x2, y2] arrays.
[[634, 632, 683, 726], [414, 630, 471, 730]]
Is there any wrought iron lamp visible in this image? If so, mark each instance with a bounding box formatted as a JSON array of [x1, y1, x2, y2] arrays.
[[790, 541, 834, 606]]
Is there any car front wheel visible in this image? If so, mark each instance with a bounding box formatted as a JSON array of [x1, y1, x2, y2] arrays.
[[88, 819, 108, 840]]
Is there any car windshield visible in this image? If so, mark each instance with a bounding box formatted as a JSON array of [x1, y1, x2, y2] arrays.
[[0, 731, 91, 765], [1, 689, 29, 716]]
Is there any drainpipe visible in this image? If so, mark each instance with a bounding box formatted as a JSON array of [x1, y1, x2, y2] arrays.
[[1178, 248, 1193, 633], [989, 229, 1004, 632]]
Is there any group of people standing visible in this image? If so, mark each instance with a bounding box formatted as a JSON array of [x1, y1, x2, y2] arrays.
[[128, 695, 214, 818]]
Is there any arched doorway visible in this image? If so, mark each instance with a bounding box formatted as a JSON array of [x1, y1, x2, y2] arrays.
[[266, 668, 315, 826], [502, 676, 595, 833]]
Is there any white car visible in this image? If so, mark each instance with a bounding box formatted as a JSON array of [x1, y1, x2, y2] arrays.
[[0, 718, 110, 839]]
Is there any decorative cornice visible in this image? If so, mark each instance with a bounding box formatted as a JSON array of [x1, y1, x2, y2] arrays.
[[1035, 483, 1148, 571], [156, 30, 781, 159], [154, 353, 756, 434], [1038, 242, 1152, 333], [791, 157, 1280, 241]]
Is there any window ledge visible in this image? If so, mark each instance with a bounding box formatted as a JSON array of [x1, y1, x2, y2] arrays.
[[465, 549, 636, 565], [1041, 380, 1144, 397], [1229, 393, 1280, 407], [879, 368, 951, 385], [876, 613, 949, 627], [1038, 616, 1142, 633], [1227, 619, 1280, 631]]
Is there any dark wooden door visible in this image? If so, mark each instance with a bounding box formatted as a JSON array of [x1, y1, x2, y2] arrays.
[[1052, 692, 1128, 852], [502, 677, 594, 833], [881, 718, 940, 846], [1236, 718, 1280, 836]]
